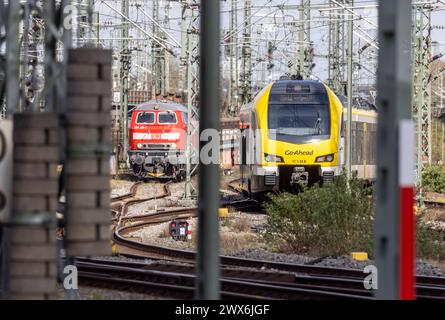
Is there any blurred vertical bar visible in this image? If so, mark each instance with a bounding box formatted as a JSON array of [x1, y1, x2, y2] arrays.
[[375, 0, 413, 299], [197, 0, 221, 299], [44, 0, 56, 113], [62, 0, 73, 300], [1, 0, 20, 299], [6, 0, 20, 117]]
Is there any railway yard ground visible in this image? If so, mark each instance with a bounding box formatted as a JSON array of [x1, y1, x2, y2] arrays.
[[60, 171, 445, 300]]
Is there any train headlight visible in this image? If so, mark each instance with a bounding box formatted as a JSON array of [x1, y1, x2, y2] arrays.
[[316, 154, 334, 163], [161, 132, 180, 140], [264, 154, 284, 163], [137, 143, 143, 149]]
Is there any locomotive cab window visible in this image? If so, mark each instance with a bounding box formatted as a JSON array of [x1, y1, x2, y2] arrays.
[[182, 112, 188, 124], [158, 112, 178, 124], [341, 113, 345, 138], [136, 112, 155, 124]]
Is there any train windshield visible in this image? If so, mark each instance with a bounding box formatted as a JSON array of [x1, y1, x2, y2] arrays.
[[136, 112, 155, 124], [158, 112, 177, 124], [268, 104, 330, 144]]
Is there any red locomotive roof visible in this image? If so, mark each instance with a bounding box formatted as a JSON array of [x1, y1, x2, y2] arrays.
[[135, 100, 188, 113]]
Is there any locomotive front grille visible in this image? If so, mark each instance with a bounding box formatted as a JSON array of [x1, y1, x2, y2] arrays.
[[147, 143, 168, 148], [322, 171, 335, 183], [146, 152, 168, 157], [138, 143, 175, 149], [264, 174, 276, 186]]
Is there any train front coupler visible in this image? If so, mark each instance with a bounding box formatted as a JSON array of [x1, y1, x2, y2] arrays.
[[290, 167, 309, 188]]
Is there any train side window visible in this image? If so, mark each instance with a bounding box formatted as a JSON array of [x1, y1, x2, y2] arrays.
[[341, 113, 345, 138], [136, 112, 155, 124], [241, 134, 247, 165], [251, 112, 257, 130]]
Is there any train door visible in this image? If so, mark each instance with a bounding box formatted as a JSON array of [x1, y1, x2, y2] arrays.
[[248, 111, 261, 192], [240, 122, 253, 193], [241, 129, 248, 190], [239, 111, 255, 193], [339, 111, 345, 168]]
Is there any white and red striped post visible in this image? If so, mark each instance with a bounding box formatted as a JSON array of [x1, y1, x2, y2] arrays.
[[375, 0, 414, 300], [399, 120, 415, 300]]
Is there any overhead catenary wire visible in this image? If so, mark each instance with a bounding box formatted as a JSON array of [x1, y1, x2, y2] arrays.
[[99, 0, 177, 57]]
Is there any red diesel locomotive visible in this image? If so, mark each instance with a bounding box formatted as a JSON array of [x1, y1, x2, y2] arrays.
[[128, 100, 196, 179]]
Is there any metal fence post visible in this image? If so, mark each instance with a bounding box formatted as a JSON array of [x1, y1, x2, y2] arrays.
[[1, 0, 20, 299], [197, 0, 221, 300]]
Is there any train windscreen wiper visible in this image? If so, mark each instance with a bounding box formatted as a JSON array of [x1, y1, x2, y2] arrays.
[[314, 111, 321, 135]]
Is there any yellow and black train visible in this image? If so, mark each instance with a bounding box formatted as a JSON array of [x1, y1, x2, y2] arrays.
[[239, 80, 377, 193]]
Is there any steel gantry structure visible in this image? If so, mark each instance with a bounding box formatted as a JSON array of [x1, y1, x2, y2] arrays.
[[152, 0, 162, 97], [412, 3, 433, 191], [298, 0, 313, 79], [1, 0, 74, 115], [184, 0, 200, 199], [228, 0, 239, 115], [327, 0, 346, 95], [240, 0, 252, 105], [119, 0, 130, 169]]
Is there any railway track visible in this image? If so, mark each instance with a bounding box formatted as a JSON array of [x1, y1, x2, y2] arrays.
[[111, 182, 144, 202], [423, 192, 445, 208], [76, 257, 445, 300], [104, 181, 445, 300], [111, 181, 171, 222]]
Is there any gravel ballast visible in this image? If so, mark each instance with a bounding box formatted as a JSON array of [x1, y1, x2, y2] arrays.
[[111, 179, 445, 277]]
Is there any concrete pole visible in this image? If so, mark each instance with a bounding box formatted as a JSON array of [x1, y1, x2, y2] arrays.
[[197, 0, 221, 300], [229, 0, 238, 114], [185, 26, 194, 199], [234, 2, 239, 112], [345, 0, 353, 179], [303, 1, 311, 78], [439, 74, 445, 165], [327, 2, 333, 85], [164, 1, 171, 95]]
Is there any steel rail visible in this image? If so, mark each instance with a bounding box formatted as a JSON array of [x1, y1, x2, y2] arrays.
[[75, 257, 445, 299]]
